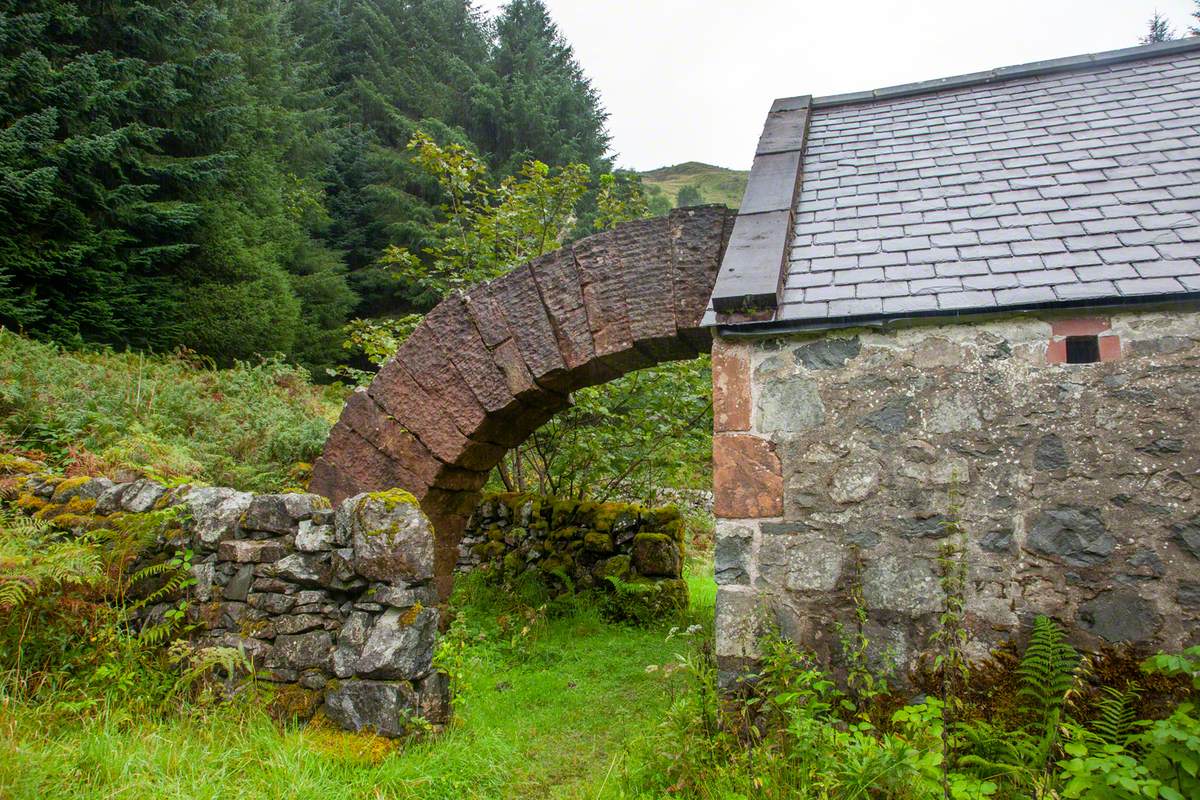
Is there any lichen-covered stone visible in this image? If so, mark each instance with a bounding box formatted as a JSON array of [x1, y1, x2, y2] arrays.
[[345, 491, 434, 585], [186, 487, 253, 550], [273, 553, 332, 586], [267, 630, 333, 672], [355, 606, 438, 680], [715, 523, 752, 585], [295, 520, 335, 552], [218, 539, 286, 564]]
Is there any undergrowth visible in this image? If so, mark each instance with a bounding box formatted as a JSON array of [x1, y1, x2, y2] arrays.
[[0, 329, 342, 492]]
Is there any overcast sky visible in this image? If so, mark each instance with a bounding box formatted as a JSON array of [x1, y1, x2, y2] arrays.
[[476, 0, 1198, 171]]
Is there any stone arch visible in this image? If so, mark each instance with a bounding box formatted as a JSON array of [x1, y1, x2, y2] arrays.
[[310, 206, 736, 596]]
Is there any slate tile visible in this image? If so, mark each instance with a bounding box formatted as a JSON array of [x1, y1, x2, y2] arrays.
[[1116, 277, 1186, 295]]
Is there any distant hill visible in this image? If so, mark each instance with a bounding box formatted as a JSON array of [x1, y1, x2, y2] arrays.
[[639, 161, 749, 211]]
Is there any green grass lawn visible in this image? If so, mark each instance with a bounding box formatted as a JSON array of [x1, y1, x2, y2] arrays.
[[1, 569, 715, 800]]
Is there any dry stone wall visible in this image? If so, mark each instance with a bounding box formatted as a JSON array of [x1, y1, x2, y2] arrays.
[[712, 309, 1200, 685], [15, 473, 447, 737], [457, 493, 688, 620]]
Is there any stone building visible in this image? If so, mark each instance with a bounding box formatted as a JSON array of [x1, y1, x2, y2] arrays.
[[705, 39, 1200, 682]]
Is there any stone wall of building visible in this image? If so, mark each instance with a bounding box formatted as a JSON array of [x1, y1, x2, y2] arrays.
[[712, 309, 1200, 684], [457, 492, 688, 620], [15, 472, 447, 737]]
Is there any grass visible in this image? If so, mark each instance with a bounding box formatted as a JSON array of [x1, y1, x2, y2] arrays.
[[639, 162, 749, 209], [0, 328, 342, 492], [0, 567, 717, 799]]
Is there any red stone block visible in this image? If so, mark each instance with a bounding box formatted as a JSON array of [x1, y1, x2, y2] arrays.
[[368, 360, 472, 465], [671, 206, 731, 345], [494, 266, 569, 387], [713, 434, 783, 518], [613, 218, 697, 362], [1098, 335, 1122, 362], [1045, 339, 1067, 364], [712, 338, 751, 432], [1051, 317, 1111, 337], [397, 323, 487, 438]]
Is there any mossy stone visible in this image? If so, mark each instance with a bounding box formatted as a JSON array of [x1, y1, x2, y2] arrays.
[[583, 531, 614, 554], [593, 554, 632, 583], [632, 532, 683, 578]]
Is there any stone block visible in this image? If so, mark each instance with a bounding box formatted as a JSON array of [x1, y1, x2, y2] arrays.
[[266, 630, 332, 672], [757, 374, 824, 432], [355, 606, 438, 680], [243, 493, 325, 536], [218, 539, 286, 564], [186, 486, 253, 550], [713, 435, 783, 519], [273, 553, 332, 586], [715, 523, 753, 585], [632, 533, 682, 578], [296, 520, 334, 552], [1026, 507, 1114, 566], [323, 679, 420, 738], [1078, 590, 1160, 643], [712, 338, 751, 432], [344, 491, 436, 585], [861, 555, 942, 617]]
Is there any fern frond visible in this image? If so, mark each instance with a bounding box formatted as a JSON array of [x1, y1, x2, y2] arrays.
[[1016, 615, 1079, 723], [1090, 684, 1140, 746]]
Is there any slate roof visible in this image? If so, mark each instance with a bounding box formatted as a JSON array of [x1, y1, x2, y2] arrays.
[[707, 39, 1200, 330]]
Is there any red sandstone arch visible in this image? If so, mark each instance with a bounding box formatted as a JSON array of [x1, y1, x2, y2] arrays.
[[310, 206, 736, 596]]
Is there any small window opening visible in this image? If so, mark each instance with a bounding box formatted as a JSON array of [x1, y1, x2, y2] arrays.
[[1065, 335, 1100, 364]]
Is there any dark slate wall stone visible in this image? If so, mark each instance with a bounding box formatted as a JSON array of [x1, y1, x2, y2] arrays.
[[1027, 507, 1114, 566], [862, 399, 910, 434], [794, 337, 861, 370], [1034, 434, 1070, 470], [1078, 590, 1160, 643], [1171, 517, 1200, 560]]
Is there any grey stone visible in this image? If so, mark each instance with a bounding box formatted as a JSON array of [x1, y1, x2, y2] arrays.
[[370, 584, 438, 609], [295, 520, 335, 552], [223, 564, 255, 602], [355, 606, 438, 680], [862, 555, 943, 616], [247, 592, 295, 615], [323, 679, 419, 738], [54, 477, 114, 503], [1034, 435, 1070, 470], [272, 614, 327, 636], [784, 539, 845, 593], [186, 487, 254, 550], [715, 524, 753, 585], [1027, 507, 1114, 566], [1140, 437, 1186, 455], [218, 539, 285, 564], [266, 630, 332, 671], [1177, 582, 1200, 608], [1126, 548, 1166, 577], [979, 528, 1015, 553], [1170, 518, 1200, 560], [899, 515, 950, 540], [862, 400, 910, 434], [345, 493, 435, 585], [829, 463, 880, 504], [846, 530, 881, 548], [414, 671, 451, 725], [1078, 590, 1160, 643], [122, 479, 167, 513], [191, 561, 215, 602], [757, 375, 824, 432], [273, 553, 332, 586], [927, 394, 982, 433], [243, 493, 326, 535], [793, 336, 861, 370]]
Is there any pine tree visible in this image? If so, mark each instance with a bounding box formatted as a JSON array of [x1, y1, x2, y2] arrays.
[[1191, 0, 1200, 35], [1141, 10, 1176, 43], [488, 0, 611, 176]]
